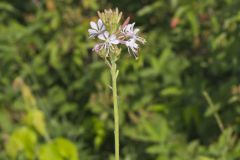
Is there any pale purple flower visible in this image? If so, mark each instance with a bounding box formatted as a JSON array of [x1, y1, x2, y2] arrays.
[[88, 17, 145, 59], [121, 23, 145, 58], [122, 23, 146, 44], [93, 31, 119, 55], [88, 19, 106, 38], [125, 38, 139, 58], [98, 31, 119, 44]]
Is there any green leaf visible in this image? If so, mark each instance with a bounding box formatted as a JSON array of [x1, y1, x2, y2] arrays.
[[187, 11, 200, 37], [137, 1, 163, 16], [0, 108, 12, 132], [204, 103, 221, 117], [22, 109, 48, 137], [38, 141, 62, 160], [198, 156, 215, 160], [0, 2, 15, 12], [160, 86, 182, 96], [5, 127, 37, 159], [147, 104, 168, 113], [82, 0, 99, 10], [39, 138, 78, 160]]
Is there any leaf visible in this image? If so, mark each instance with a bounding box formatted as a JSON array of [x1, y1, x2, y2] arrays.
[[0, 108, 12, 132], [124, 114, 170, 143], [0, 2, 15, 12], [175, 6, 189, 17], [212, 33, 227, 50], [146, 144, 162, 154], [160, 86, 182, 96], [5, 127, 37, 159], [48, 41, 61, 69], [147, 104, 168, 113], [187, 11, 200, 37], [22, 109, 48, 137], [137, 1, 162, 16], [204, 103, 221, 117], [82, 0, 99, 10], [198, 156, 215, 160], [92, 118, 106, 149], [39, 138, 78, 160], [38, 141, 62, 160], [54, 138, 79, 160]]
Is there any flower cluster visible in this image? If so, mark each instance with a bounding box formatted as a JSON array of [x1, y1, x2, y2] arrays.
[[88, 9, 146, 59]]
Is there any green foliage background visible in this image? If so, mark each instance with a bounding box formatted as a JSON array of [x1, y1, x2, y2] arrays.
[[0, 0, 240, 159]]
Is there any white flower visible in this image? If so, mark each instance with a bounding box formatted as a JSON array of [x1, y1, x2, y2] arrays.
[[125, 38, 139, 58], [92, 31, 120, 55], [98, 31, 119, 44], [121, 23, 145, 58], [122, 23, 146, 44], [88, 19, 106, 38]]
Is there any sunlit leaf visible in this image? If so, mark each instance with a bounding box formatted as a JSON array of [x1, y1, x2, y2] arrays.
[[5, 127, 37, 159]]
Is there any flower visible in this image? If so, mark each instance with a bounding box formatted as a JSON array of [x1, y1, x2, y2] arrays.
[[98, 31, 119, 45], [125, 38, 139, 58], [89, 9, 145, 59], [121, 23, 146, 44], [88, 19, 106, 38], [121, 23, 145, 58], [93, 31, 119, 55]]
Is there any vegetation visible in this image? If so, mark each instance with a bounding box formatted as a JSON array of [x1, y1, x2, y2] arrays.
[[0, 0, 240, 159]]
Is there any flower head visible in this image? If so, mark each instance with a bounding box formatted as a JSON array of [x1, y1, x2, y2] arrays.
[[88, 9, 145, 59]]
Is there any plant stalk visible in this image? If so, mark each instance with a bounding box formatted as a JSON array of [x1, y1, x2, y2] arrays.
[[203, 91, 225, 132], [111, 60, 120, 160]]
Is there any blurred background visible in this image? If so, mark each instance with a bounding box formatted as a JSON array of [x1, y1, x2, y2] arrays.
[[0, 0, 240, 160]]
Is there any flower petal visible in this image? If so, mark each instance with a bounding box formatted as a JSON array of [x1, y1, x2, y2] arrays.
[[104, 31, 109, 38], [101, 25, 106, 31], [111, 39, 119, 44], [90, 21, 98, 30], [136, 36, 146, 44], [88, 29, 98, 35], [109, 34, 116, 41], [134, 28, 140, 34], [98, 33, 106, 40], [98, 19, 104, 29], [130, 23, 135, 30]]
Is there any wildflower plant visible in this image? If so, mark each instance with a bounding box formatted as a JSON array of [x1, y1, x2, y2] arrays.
[[88, 9, 145, 160]]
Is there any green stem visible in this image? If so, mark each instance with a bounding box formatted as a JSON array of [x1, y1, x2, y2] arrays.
[[203, 91, 225, 132], [111, 60, 120, 160]]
